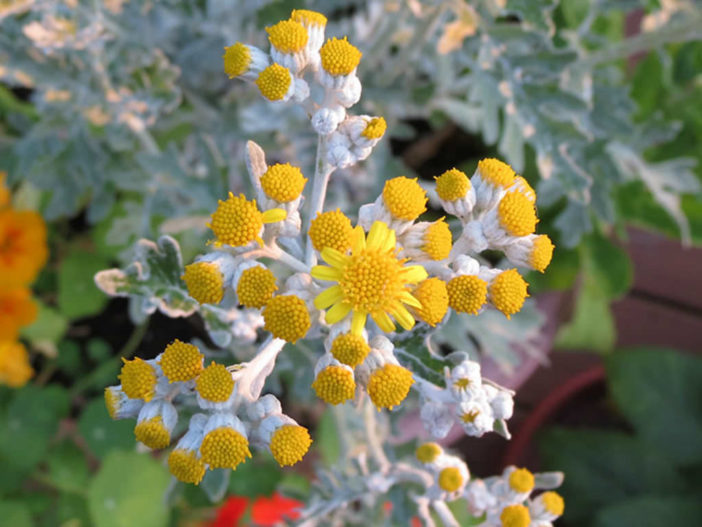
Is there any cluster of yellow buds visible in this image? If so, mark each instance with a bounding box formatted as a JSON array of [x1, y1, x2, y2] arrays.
[[105, 339, 312, 484], [0, 173, 48, 387], [413, 442, 565, 527], [175, 155, 550, 426], [223, 9, 386, 163]]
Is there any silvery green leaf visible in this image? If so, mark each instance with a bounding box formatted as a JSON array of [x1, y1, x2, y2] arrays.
[[94, 236, 197, 319], [493, 419, 511, 440], [504, 0, 557, 34], [533, 471, 565, 490], [554, 201, 592, 248], [200, 469, 230, 503], [434, 300, 544, 374], [498, 113, 525, 172], [394, 325, 450, 387], [432, 98, 482, 133]]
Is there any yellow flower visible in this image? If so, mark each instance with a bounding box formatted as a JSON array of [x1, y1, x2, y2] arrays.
[[311, 365, 356, 405], [382, 177, 427, 221], [361, 117, 387, 140], [500, 504, 531, 527], [0, 208, 48, 288], [411, 278, 449, 327], [266, 19, 309, 54], [260, 163, 307, 203], [478, 158, 516, 188], [223, 42, 251, 78], [415, 442, 442, 464], [0, 287, 37, 340], [119, 357, 158, 401], [256, 63, 293, 101], [269, 424, 312, 467], [367, 363, 414, 410], [497, 191, 537, 237], [159, 339, 203, 382], [134, 416, 171, 449], [540, 491, 565, 516], [196, 362, 235, 403], [208, 192, 285, 247], [200, 426, 251, 470], [236, 266, 277, 308], [262, 294, 311, 343], [489, 269, 528, 318], [447, 275, 487, 315], [435, 168, 470, 201], [0, 340, 33, 387], [182, 261, 224, 304], [508, 467, 534, 493], [312, 221, 427, 335], [330, 332, 370, 367], [308, 209, 354, 253], [529, 235, 554, 272], [169, 449, 206, 485], [438, 467, 464, 492], [320, 37, 362, 76]]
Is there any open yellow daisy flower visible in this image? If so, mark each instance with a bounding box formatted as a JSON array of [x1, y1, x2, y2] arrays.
[[311, 221, 427, 335]]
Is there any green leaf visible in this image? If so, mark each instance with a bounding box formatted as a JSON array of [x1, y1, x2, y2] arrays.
[[554, 272, 615, 352], [505, 0, 557, 33], [58, 247, 110, 319], [586, 232, 633, 300], [47, 441, 90, 493], [88, 451, 171, 527], [227, 457, 282, 498], [0, 385, 70, 481], [593, 495, 702, 527], [394, 325, 449, 387], [94, 236, 197, 320], [20, 302, 68, 344], [78, 398, 136, 459], [200, 469, 231, 503], [606, 348, 702, 465], [539, 428, 684, 524], [55, 494, 91, 527], [316, 409, 340, 466], [0, 501, 33, 527]]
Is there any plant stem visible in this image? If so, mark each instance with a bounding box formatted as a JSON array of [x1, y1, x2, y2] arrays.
[[304, 134, 334, 266], [577, 15, 702, 67]]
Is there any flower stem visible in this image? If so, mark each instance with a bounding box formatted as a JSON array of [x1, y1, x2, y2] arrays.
[[305, 134, 334, 266]]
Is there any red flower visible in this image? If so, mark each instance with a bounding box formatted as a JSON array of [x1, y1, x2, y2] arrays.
[[211, 496, 249, 527], [251, 493, 303, 526]]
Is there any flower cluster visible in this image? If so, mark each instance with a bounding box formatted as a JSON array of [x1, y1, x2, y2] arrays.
[[465, 465, 565, 527], [0, 173, 47, 387], [417, 354, 515, 439], [414, 442, 565, 527], [223, 9, 386, 166], [105, 339, 312, 484], [103, 10, 557, 506]]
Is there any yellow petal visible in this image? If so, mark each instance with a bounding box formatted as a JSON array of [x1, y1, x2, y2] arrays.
[[371, 311, 396, 333], [401, 264, 428, 283], [391, 304, 416, 331], [311, 265, 343, 282], [320, 247, 349, 268], [351, 310, 367, 335], [367, 221, 388, 250], [351, 225, 366, 252], [399, 290, 422, 309], [326, 302, 352, 324], [314, 285, 344, 309], [262, 208, 287, 223]]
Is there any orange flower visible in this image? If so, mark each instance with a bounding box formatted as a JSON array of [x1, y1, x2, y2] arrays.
[[0, 208, 48, 288], [0, 340, 33, 387], [0, 288, 38, 340], [0, 172, 10, 208]]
